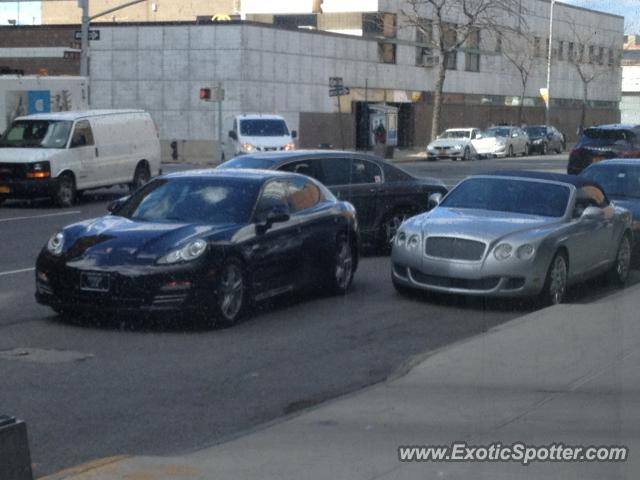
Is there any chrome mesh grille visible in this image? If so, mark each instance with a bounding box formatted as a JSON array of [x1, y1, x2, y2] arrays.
[[425, 237, 486, 261]]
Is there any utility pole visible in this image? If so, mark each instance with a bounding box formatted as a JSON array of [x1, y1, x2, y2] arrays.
[[217, 81, 224, 161], [545, 0, 555, 128]]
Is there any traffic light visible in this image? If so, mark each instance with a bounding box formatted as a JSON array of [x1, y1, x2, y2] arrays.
[[200, 88, 211, 100]]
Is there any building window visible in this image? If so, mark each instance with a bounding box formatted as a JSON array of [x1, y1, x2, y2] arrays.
[[363, 12, 396, 39], [443, 23, 457, 70], [495, 32, 502, 52], [416, 19, 435, 67], [598, 46, 604, 65], [534, 37, 541, 57], [557, 40, 564, 60], [588, 45, 595, 63], [568, 42, 574, 61], [378, 42, 396, 64], [608, 48, 614, 67], [465, 28, 480, 72], [273, 14, 317, 30]]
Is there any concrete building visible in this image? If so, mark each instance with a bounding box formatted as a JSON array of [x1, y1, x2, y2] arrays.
[[622, 35, 640, 124], [0, 0, 624, 163]]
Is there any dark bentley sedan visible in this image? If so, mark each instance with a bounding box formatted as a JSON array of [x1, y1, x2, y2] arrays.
[[220, 150, 447, 250], [524, 125, 565, 155], [35, 170, 359, 326]]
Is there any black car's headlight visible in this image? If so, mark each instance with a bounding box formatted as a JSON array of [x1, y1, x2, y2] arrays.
[[47, 232, 65, 256], [157, 239, 207, 265]]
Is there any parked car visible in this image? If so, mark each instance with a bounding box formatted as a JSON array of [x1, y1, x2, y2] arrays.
[[226, 114, 297, 158], [391, 171, 632, 305], [524, 125, 566, 154], [35, 170, 359, 327], [219, 150, 448, 249], [0, 110, 161, 207], [426, 128, 481, 161], [568, 124, 640, 174], [471, 126, 530, 158], [581, 159, 640, 242]]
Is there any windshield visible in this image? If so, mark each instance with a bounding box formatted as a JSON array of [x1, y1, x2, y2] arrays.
[[441, 130, 470, 139], [578, 128, 634, 149], [482, 128, 510, 138], [441, 177, 570, 217], [0, 120, 72, 149], [117, 178, 260, 224], [240, 119, 289, 137], [582, 165, 640, 199], [525, 127, 547, 137], [222, 156, 277, 170]]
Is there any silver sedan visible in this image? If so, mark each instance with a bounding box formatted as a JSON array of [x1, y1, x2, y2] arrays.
[[391, 172, 633, 304]]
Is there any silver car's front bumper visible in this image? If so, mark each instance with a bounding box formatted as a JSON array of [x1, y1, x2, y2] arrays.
[[392, 248, 550, 298]]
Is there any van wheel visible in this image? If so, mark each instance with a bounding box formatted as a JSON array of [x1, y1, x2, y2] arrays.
[[130, 164, 150, 193], [53, 174, 76, 208]]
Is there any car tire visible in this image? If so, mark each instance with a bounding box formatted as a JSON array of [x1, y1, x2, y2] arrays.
[[540, 251, 568, 306], [379, 210, 412, 253], [523, 144, 530, 156], [541, 142, 548, 155], [53, 174, 76, 208], [508, 145, 514, 158], [130, 163, 151, 193], [607, 233, 632, 286], [326, 234, 355, 295], [463, 147, 471, 161], [212, 259, 247, 328]]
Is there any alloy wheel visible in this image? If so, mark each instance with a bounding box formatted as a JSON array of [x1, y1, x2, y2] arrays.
[[549, 255, 568, 305], [463, 147, 470, 161], [384, 213, 408, 245], [334, 239, 354, 291], [616, 235, 631, 282], [219, 263, 244, 321]]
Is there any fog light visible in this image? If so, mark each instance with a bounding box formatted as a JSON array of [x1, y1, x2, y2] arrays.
[[161, 280, 192, 291], [37, 271, 49, 283]]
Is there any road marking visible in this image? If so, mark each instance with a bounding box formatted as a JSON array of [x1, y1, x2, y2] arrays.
[[0, 210, 81, 223], [0, 267, 35, 277]]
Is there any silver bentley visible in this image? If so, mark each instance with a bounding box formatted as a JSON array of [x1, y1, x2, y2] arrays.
[[391, 172, 633, 304]]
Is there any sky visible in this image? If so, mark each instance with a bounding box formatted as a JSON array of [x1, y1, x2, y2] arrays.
[[0, 1, 637, 32]]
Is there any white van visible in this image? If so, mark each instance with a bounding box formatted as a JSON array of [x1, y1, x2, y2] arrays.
[[227, 114, 297, 157], [0, 110, 161, 207]]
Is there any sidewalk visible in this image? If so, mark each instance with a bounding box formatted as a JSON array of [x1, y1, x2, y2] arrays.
[[44, 284, 640, 480]]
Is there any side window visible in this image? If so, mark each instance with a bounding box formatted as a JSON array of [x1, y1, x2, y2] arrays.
[[255, 180, 289, 219], [287, 177, 323, 213], [70, 120, 94, 148], [279, 159, 323, 182], [320, 158, 352, 186], [351, 159, 382, 184]]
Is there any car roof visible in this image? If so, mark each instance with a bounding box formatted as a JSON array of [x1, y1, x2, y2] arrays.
[[479, 170, 603, 188], [163, 168, 300, 183], [236, 114, 286, 121], [15, 109, 146, 122], [587, 124, 640, 130], [584, 159, 640, 168], [444, 128, 477, 132]]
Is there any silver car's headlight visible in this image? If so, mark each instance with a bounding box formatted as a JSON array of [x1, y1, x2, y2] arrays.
[[407, 234, 420, 249], [516, 244, 535, 260], [493, 243, 513, 261], [47, 232, 65, 256], [157, 239, 207, 265], [396, 231, 407, 247], [533, 139, 543, 144]]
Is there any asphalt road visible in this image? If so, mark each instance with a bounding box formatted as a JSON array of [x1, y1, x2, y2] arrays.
[[1, 153, 632, 477]]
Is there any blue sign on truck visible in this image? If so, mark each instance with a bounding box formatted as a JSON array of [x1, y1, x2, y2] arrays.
[[28, 91, 51, 114]]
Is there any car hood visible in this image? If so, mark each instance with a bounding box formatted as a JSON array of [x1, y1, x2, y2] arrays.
[[0, 147, 61, 163], [419, 207, 557, 241], [61, 215, 242, 266], [428, 138, 468, 148], [610, 196, 640, 220]]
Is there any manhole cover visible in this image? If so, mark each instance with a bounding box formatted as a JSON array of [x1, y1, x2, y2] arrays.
[[0, 348, 94, 364]]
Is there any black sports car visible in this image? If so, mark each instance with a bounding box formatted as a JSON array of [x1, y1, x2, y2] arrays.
[[219, 150, 447, 250], [35, 169, 359, 326]]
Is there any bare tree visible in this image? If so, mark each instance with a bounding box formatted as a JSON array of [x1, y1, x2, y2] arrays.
[[500, 30, 542, 124], [566, 18, 621, 132], [402, 0, 525, 141]]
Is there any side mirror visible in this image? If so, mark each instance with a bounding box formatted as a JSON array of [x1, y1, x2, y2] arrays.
[[228, 130, 238, 141], [107, 195, 130, 213], [256, 205, 290, 233], [428, 192, 443, 209], [291, 130, 297, 139], [581, 206, 604, 220]]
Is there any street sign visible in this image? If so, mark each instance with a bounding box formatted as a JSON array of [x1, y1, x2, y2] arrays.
[[74, 30, 100, 41], [329, 86, 350, 97], [329, 77, 343, 89]]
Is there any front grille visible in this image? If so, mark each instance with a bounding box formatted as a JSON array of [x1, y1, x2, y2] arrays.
[[257, 146, 284, 152], [425, 237, 486, 261], [410, 269, 500, 291], [0, 163, 25, 180]]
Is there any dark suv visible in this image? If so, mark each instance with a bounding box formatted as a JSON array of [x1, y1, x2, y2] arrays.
[[568, 124, 640, 174]]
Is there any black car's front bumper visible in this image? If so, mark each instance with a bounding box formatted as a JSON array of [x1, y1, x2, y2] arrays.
[[35, 255, 216, 315]]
